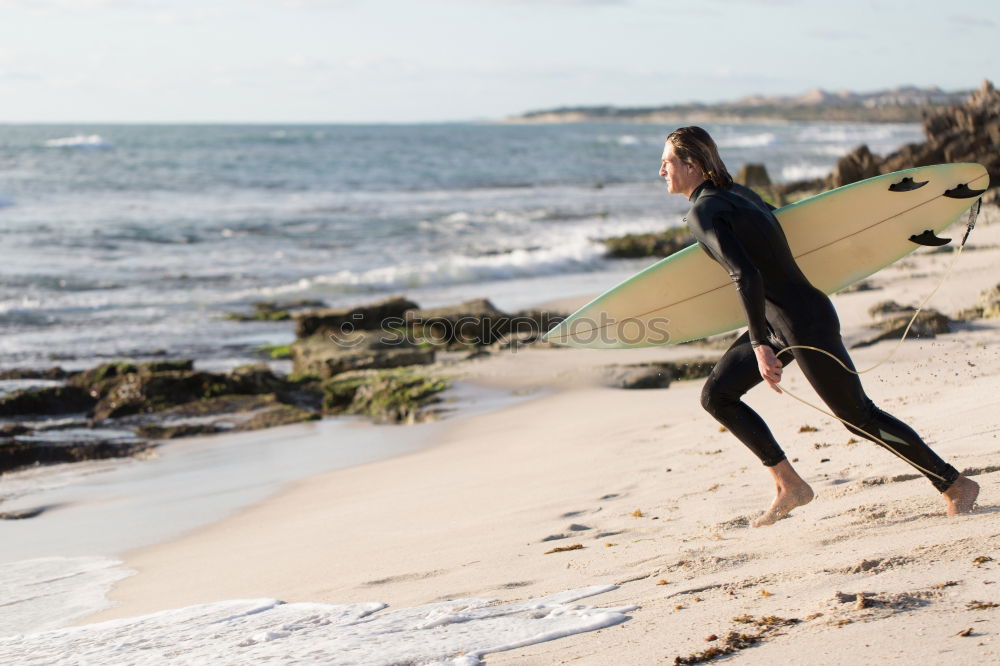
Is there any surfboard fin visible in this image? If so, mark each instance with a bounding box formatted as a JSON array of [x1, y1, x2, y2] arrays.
[[888, 177, 928, 192], [908, 230, 951, 246], [943, 183, 986, 199]]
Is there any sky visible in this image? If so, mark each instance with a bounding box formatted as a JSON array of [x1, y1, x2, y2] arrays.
[[0, 0, 996, 123]]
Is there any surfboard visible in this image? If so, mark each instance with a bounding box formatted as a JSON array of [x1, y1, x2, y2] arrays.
[[543, 163, 989, 349]]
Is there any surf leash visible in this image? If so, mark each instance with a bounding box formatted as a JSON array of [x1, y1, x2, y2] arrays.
[[770, 199, 982, 480]]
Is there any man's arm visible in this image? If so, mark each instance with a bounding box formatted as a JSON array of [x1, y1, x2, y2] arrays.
[[687, 197, 769, 346]]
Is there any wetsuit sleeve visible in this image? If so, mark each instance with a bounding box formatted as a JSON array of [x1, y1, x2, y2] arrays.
[[688, 197, 769, 346]]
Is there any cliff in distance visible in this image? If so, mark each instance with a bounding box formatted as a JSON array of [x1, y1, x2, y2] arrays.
[[509, 85, 972, 124]]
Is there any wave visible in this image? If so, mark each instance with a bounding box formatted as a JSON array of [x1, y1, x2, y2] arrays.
[[0, 585, 631, 663], [43, 134, 113, 150], [718, 132, 778, 149], [780, 163, 831, 182], [0, 557, 132, 635], [305, 241, 611, 294]]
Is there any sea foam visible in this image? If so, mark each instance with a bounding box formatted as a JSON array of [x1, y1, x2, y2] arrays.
[[0, 557, 133, 636], [42, 135, 112, 150], [0, 585, 634, 665]]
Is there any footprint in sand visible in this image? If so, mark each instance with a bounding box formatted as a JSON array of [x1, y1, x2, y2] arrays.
[[542, 524, 593, 542]]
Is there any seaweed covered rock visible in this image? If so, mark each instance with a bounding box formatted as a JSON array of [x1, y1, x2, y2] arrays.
[[69, 360, 309, 421], [291, 331, 435, 379], [89, 370, 235, 419], [225, 299, 326, 322], [321, 369, 449, 424], [68, 360, 194, 390], [294, 296, 419, 339], [602, 226, 694, 259]]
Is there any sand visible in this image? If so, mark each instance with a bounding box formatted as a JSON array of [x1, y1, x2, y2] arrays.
[[85, 205, 1000, 664]]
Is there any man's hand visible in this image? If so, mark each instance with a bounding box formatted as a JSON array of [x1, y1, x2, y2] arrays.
[[755, 344, 783, 393]]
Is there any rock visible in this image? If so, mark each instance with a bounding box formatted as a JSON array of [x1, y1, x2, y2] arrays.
[[291, 332, 435, 379], [68, 360, 194, 391], [0, 367, 68, 380], [135, 423, 223, 439], [0, 385, 96, 417], [839, 279, 879, 294], [294, 296, 419, 339], [89, 370, 233, 420], [405, 298, 513, 347], [868, 300, 913, 319], [829, 145, 881, 188], [606, 359, 718, 389], [511, 309, 567, 341], [976, 284, 1000, 318], [955, 283, 1000, 320], [781, 79, 1000, 198], [321, 369, 450, 424], [0, 438, 153, 474], [735, 163, 772, 189], [602, 226, 694, 259], [227, 363, 287, 394], [134, 400, 318, 438], [225, 299, 326, 323], [614, 367, 672, 390], [853, 309, 952, 348]]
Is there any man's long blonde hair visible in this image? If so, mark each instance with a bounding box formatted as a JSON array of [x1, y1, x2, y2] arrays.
[[665, 126, 733, 189]]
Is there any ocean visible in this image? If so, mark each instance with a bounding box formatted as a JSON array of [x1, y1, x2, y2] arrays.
[[0, 121, 923, 372]]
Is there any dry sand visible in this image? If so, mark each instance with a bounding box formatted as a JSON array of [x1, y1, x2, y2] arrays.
[[87, 206, 1000, 664]]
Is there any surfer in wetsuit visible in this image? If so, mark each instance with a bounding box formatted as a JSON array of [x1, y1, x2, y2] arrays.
[[659, 126, 979, 526]]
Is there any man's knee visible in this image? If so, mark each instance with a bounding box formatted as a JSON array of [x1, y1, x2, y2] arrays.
[[831, 398, 877, 432], [700, 381, 725, 417]]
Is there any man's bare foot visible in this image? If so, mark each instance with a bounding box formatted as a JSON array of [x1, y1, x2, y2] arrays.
[[752, 483, 815, 527], [943, 476, 979, 516]]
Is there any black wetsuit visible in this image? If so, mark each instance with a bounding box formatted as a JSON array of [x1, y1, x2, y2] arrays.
[[687, 180, 959, 492]]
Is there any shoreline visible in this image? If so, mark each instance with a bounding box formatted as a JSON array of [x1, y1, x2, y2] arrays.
[[64, 207, 1000, 662]]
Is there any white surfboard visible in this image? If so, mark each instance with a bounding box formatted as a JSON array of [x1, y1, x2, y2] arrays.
[[543, 163, 989, 349]]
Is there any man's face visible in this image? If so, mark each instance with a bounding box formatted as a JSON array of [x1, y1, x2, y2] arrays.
[[659, 143, 698, 195]]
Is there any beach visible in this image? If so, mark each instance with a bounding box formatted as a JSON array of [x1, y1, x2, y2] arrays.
[[1, 117, 998, 663], [54, 204, 1000, 664]]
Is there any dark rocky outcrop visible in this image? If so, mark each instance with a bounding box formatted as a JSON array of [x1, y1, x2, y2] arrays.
[[0, 385, 96, 416], [778, 79, 1000, 204], [605, 359, 718, 389], [0, 437, 153, 473], [294, 297, 419, 339], [735, 163, 772, 190], [404, 298, 513, 347]]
